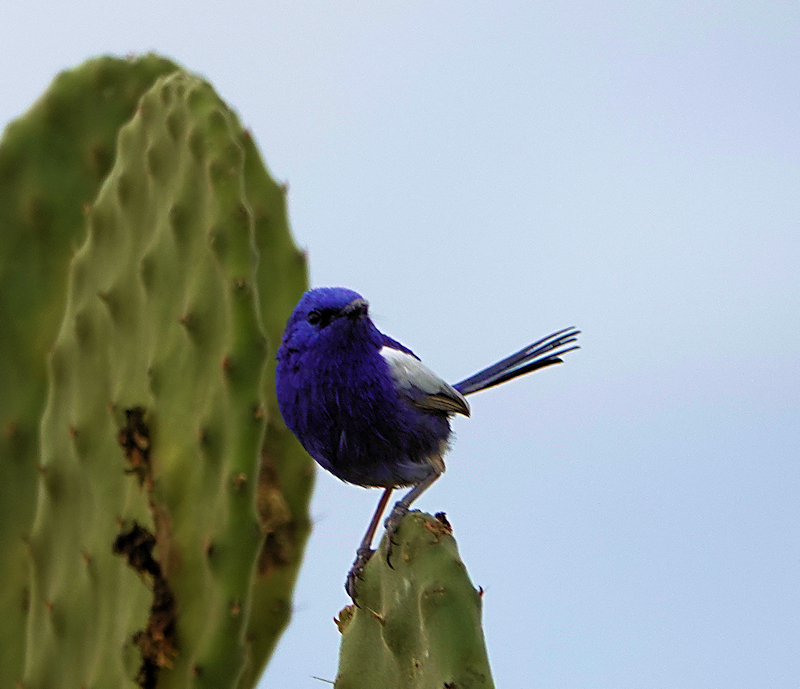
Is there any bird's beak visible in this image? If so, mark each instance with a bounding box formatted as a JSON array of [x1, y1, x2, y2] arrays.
[[340, 298, 369, 320]]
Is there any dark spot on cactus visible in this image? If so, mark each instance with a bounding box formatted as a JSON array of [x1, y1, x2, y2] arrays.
[[254, 460, 295, 576], [113, 524, 156, 573], [113, 522, 178, 688], [434, 512, 452, 532], [230, 600, 242, 617], [257, 531, 291, 577], [119, 407, 152, 488], [478, 586, 484, 598]]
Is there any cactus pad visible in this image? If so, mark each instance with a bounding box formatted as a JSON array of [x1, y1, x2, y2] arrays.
[[335, 512, 495, 689], [22, 68, 311, 688]]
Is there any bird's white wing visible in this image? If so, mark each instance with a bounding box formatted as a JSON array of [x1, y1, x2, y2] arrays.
[[380, 346, 470, 416]]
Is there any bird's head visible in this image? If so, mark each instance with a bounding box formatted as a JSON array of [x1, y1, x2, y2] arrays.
[[277, 287, 377, 358]]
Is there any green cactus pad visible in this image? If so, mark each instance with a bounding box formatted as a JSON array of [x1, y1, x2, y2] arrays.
[[335, 512, 495, 689], [22, 69, 311, 688], [0, 53, 179, 686]]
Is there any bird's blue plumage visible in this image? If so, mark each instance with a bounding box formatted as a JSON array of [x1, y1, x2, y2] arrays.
[[275, 287, 452, 487]]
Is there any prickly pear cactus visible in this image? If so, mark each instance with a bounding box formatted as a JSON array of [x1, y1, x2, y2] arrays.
[[19, 68, 312, 688], [335, 512, 495, 689], [0, 53, 179, 686]]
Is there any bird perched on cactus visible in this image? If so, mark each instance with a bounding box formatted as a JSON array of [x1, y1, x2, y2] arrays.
[[275, 287, 579, 597]]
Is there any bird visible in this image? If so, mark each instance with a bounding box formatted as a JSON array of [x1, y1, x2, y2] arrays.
[[275, 286, 579, 598]]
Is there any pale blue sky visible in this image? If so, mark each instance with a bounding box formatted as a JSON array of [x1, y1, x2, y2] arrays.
[[3, 2, 798, 687]]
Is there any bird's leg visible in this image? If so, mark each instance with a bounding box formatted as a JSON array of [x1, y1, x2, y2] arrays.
[[346, 487, 393, 600], [384, 470, 442, 567]]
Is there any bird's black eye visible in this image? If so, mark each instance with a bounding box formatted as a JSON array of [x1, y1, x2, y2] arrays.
[[307, 309, 322, 326]]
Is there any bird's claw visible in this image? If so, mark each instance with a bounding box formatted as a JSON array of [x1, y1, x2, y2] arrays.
[[345, 506, 410, 597], [345, 546, 374, 601]]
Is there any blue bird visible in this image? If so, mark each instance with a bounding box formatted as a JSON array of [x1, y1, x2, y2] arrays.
[[275, 287, 579, 597]]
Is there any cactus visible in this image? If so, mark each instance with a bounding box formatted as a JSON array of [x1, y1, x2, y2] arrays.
[[334, 512, 495, 689], [17, 66, 312, 688], [0, 54, 179, 686]]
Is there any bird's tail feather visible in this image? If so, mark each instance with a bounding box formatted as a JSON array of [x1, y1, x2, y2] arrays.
[[454, 327, 580, 396]]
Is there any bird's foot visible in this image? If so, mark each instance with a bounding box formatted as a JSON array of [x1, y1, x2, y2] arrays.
[[345, 546, 374, 601], [383, 503, 409, 568]]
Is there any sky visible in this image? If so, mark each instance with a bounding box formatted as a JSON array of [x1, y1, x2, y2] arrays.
[[2, 2, 799, 687]]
